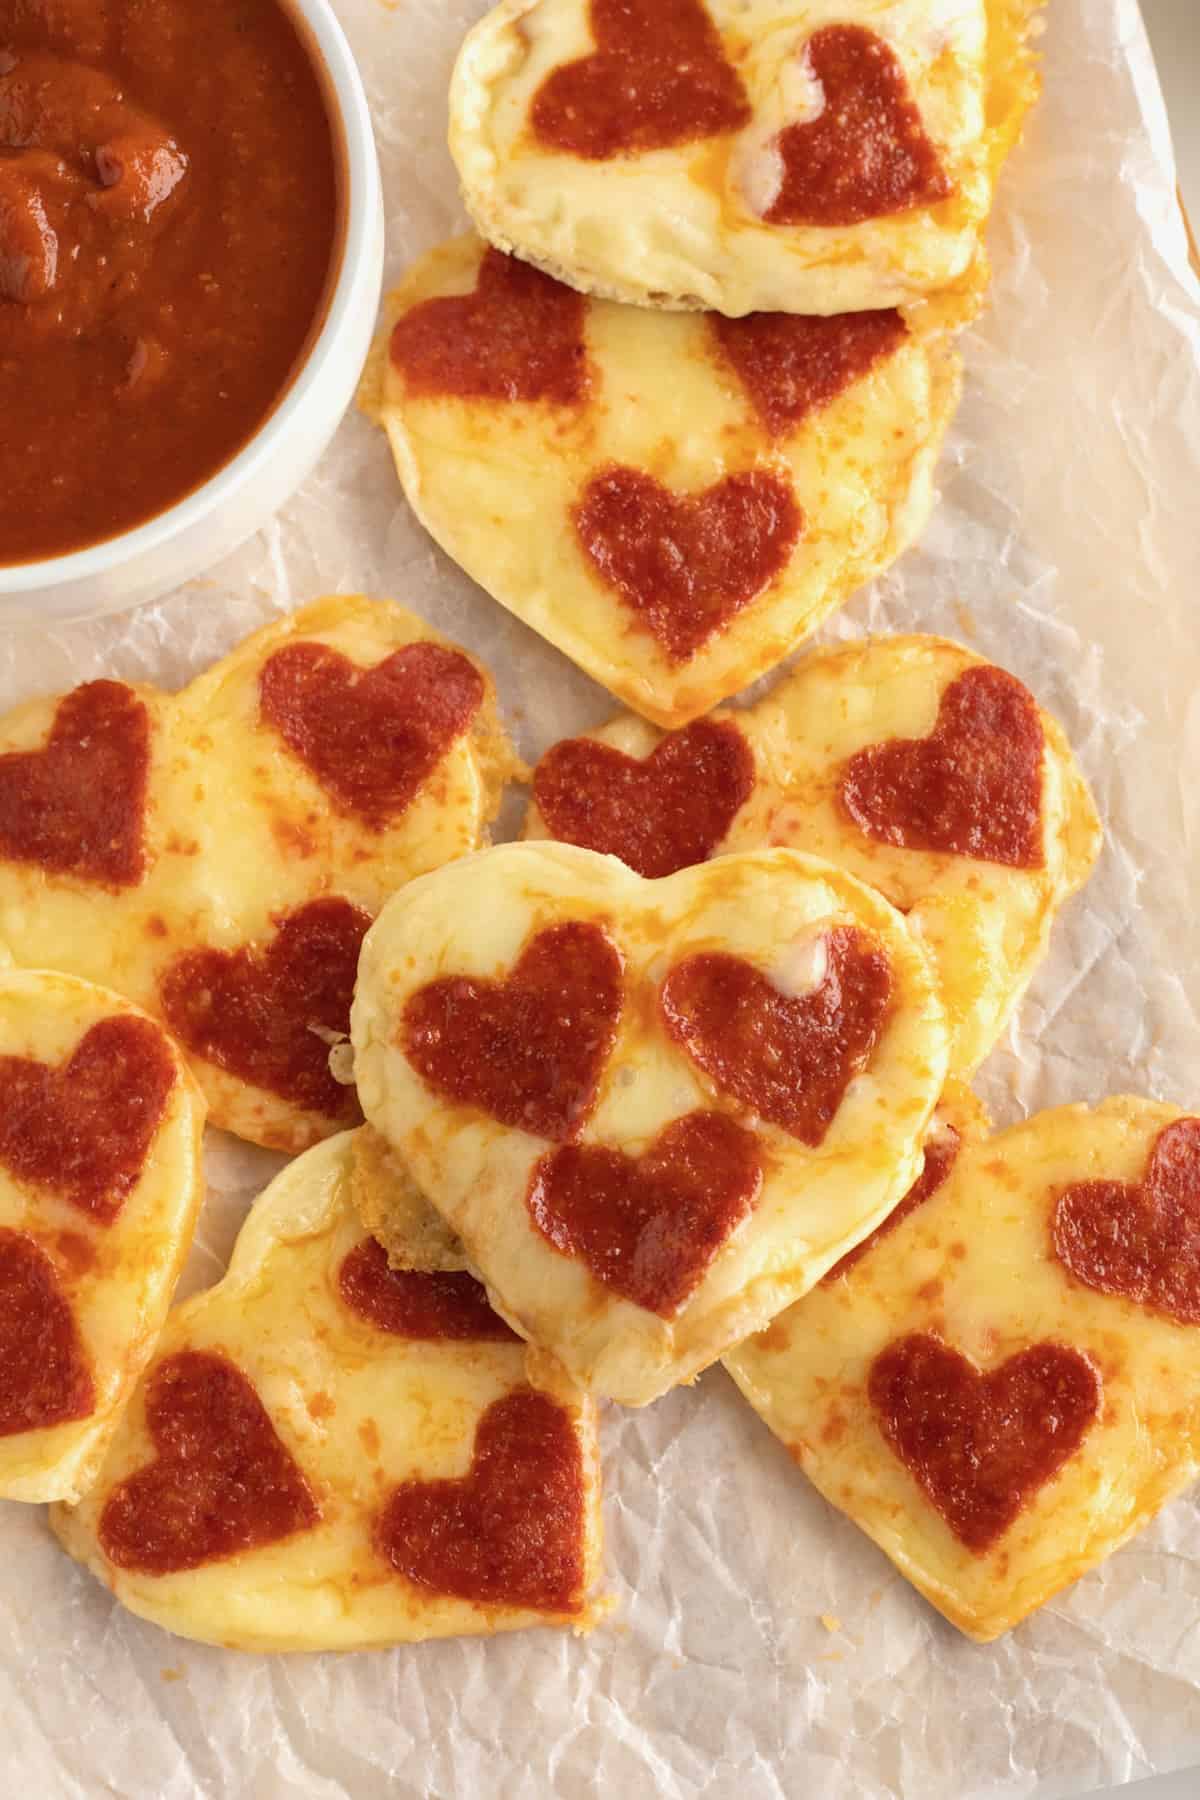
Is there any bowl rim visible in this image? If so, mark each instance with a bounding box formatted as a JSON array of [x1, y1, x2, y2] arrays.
[[0, 0, 378, 594]]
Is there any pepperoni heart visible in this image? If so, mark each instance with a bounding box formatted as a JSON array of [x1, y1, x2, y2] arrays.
[[823, 1127, 960, 1284], [868, 1333, 1100, 1555], [259, 640, 485, 830], [158, 897, 371, 1120], [530, 0, 750, 161], [714, 308, 908, 439], [660, 927, 893, 1144], [764, 25, 954, 227], [0, 1228, 94, 1437], [402, 921, 623, 1142], [99, 1350, 321, 1575], [1052, 1119, 1200, 1326], [390, 247, 589, 406], [839, 666, 1046, 869], [338, 1239, 518, 1342], [574, 466, 803, 663], [0, 680, 149, 888], [375, 1388, 586, 1611], [533, 720, 754, 879], [528, 1110, 762, 1315], [0, 1015, 176, 1224]]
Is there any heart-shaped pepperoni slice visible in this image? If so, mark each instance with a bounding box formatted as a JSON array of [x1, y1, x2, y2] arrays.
[[375, 1388, 585, 1611], [99, 1350, 321, 1574], [764, 25, 954, 227], [0, 1228, 95, 1437], [0, 1016, 176, 1224], [338, 1239, 518, 1341], [574, 466, 803, 663], [822, 1127, 960, 1284], [259, 641, 485, 830], [402, 920, 623, 1142], [1052, 1119, 1200, 1326], [839, 666, 1046, 869], [660, 927, 893, 1145], [533, 720, 755, 878], [868, 1333, 1100, 1555], [0, 680, 149, 887], [158, 897, 371, 1119], [390, 247, 589, 406], [530, 0, 750, 161], [714, 308, 908, 439], [528, 1110, 762, 1315]]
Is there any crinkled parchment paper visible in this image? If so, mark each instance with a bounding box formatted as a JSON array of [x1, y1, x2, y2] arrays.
[[1, 2, 1199, 1795]]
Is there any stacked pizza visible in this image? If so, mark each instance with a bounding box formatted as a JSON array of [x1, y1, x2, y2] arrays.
[[3, 0, 1198, 1659]]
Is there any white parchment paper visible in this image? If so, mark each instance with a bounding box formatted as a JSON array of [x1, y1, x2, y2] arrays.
[[2, 2, 1199, 1794]]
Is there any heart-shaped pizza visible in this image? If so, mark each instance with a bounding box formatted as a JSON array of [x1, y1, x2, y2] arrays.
[[0, 593, 518, 1150], [726, 1096, 1200, 1641], [448, 0, 1042, 316], [369, 235, 960, 725], [526, 634, 1101, 1077], [350, 841, 949, 1405], [52, 1128, 604, 1651], [0, 970, 203, 1505]]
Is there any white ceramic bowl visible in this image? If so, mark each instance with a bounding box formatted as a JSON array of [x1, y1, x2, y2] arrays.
[[0, 0, 384, 630]]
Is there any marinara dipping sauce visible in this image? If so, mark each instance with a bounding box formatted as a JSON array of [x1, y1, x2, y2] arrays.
[[0, 0, 340, 564]]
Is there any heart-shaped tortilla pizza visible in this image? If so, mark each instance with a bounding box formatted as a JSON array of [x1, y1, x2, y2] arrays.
[[369, 235, 960, 725], [726, 1096, 1200, 1642], [0, 594, 518, 1151], [350, 841, 949, 1406], [52, 1129, 604, 1651], [0, 970, 203, 1505], [526, 634, 1101, 1077], [448, 0, 1043, 316]]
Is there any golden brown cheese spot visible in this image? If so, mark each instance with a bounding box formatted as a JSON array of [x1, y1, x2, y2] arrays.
[[1053, 1119, 1200, 1326], [529, 0, 750, 162], [763, 26, 954, 227], [358, 1417, 381, 1460], [402, 921, 623, 1142], [527, 1110, 762, 1315], [713, 309, 908, 439], [158, 898, 370, 1118], [822, 1130, 960, 1283], [390, 247, 591, 406], [0, 1227, 95, 1436], [337, 1239, 518, 1341], [867, 1332, 1100, 1555], [573, 465, 803, 663], [0, 1015, 176, 1222], [374, 1388, 586, 1613], [99, 1350, 321, 1574], [0, 682, 149, 887], [660, 928, 893, 1145], [533, 720, 755, 878], [840, 666, 1046, 869]]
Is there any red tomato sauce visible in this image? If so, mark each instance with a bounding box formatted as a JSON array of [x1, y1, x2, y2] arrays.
[[0, 0, 340, 563]]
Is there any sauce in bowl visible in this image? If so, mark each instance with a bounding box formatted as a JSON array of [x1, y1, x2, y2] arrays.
[[0, 0, 340, 564]]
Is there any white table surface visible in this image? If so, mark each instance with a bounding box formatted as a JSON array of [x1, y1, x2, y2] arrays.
[[1058, 12, 1198, 1800]]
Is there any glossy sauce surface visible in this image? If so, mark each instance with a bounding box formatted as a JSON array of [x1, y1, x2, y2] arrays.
[[0, 0, 339, 562]]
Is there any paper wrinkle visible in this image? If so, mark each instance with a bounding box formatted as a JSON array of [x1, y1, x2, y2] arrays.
[[2, 0, 1200, 1793]]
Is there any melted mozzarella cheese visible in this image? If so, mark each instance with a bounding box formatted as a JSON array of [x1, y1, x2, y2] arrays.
[[726, 1098, 1200, 1641], [450, 0, 1042, 316], [0, 972, 203, 1504], [351, 841, 949, 1407], [371, 236, 960, 727], [52, 1131, 605, 1651], [524, 634, 1101, 1077], [0, 595, 516, 1151]]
